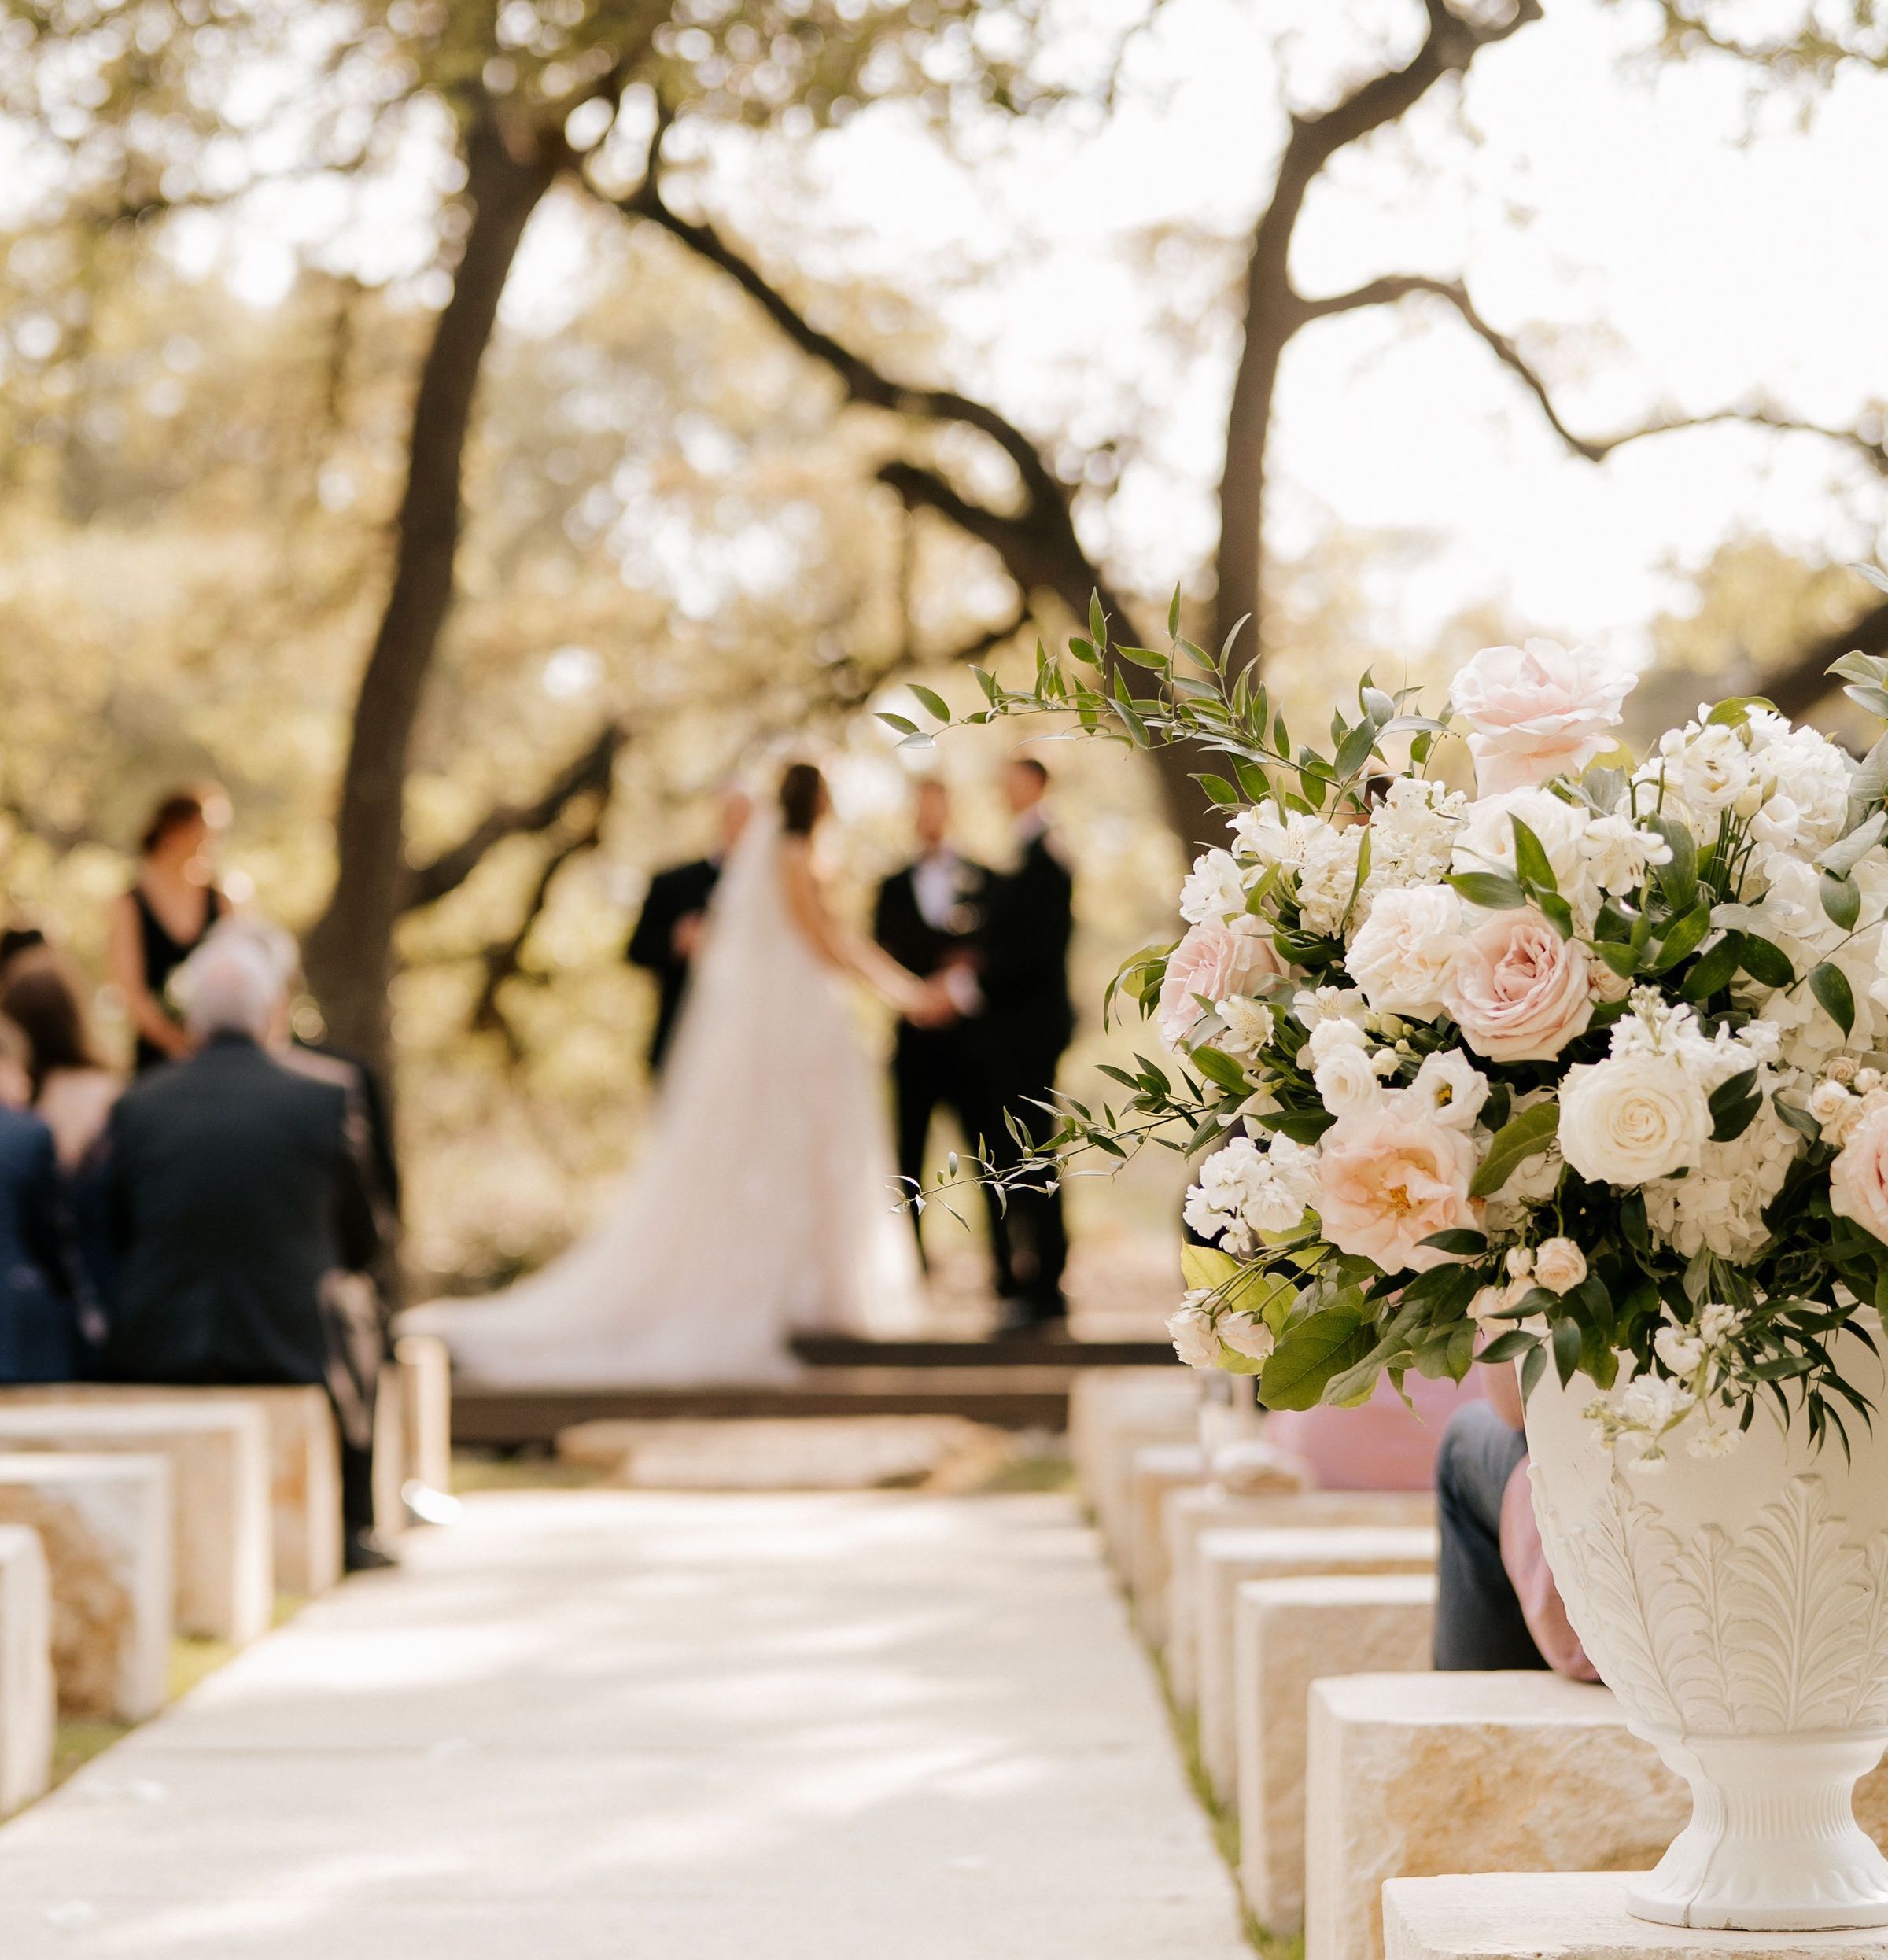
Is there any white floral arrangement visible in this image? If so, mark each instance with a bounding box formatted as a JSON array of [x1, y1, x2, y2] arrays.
[[891, 584, 1888, 1464]]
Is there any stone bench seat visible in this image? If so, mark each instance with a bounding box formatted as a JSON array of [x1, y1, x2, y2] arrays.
[[1067, 1369, 1200, 1568], [0, 1404, 271, 1645], [1236, 1573, 1436, 1936], [0, 1525, 53, 1817], [1195, 1525, 1438, 1802], [0, 1384, 341, 1597], [1163, 1486, 1436, 1701], [0, 1454, 171, 1722]]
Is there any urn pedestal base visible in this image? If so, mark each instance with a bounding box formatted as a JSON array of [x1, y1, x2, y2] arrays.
[[1626, 1732, 1888, 1932]]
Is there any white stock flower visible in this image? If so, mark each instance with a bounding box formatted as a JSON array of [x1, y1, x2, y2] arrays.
[[1182, 1136, 1319, 1254], [1295, 823, 1366, 938], [1407, 1050, 1490, 1131], [1363, 777, 1468, 893], [1344, 884, 1464, 1019], [1699, 1300, 1745, 1345], [1686, 1423, 1745, 1459], [1168, 1300, 1220, 1370], [1558, 1052, 1711, 1187], [1179, 848, 1250, 924], [1621, 1375, 1695, 1430], [1532, 1238, 1587, 1295]]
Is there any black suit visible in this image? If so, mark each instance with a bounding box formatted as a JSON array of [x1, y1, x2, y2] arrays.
[[627, 857, 720, 1073], [102, 1033, 383, 1530], [873, 855, 1009, 1288], [982, 827, 1075, 1318]]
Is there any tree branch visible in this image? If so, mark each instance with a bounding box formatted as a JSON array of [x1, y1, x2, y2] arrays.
[[400, 720, 628, 913], [470, 805, 608, 1059], [1763, 596, 1888, 721]]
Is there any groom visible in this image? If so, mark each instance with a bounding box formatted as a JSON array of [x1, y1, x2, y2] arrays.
[[981, 756, 1075, 1332], [874, 780, 1011, 1289], [625, 786, 750, 1074]]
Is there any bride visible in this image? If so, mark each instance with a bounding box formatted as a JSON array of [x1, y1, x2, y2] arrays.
[[407, 762, 946, 1385]]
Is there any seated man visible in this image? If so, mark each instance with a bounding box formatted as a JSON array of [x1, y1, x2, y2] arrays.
[[1433, 1364, 1595, 1678], [101, 933, 391, 1570]]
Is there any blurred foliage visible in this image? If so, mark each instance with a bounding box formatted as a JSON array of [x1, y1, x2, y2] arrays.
[[1636, 2, 1888, 79]]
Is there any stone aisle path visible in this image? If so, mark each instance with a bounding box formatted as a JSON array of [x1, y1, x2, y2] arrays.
[[0, 1490, 1248, 1958]]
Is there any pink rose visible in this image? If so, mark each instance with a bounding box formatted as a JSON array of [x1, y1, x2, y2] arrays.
[[1316, 1110, 1481, 1274], [1450, 639, 1636, 794], [1158, 917, 1285, 1049], [1444, 908, 1595, 1063], [1831, 1103, 1888, 1245]]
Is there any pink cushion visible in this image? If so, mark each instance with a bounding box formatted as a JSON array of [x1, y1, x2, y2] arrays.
[[1265, 1368, 1485, 1490]]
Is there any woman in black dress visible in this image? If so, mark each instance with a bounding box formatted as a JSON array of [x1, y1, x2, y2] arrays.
[[107, 788, 230, 1072]]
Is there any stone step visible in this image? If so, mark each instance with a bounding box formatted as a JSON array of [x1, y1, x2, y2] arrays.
[[0, 1526, 53, 1818], [0, 1405, 272, 1644], [0, 1454, 171, 1722], [790, 1333, 1180, 1369], [452, 1368, 1075, 1447]]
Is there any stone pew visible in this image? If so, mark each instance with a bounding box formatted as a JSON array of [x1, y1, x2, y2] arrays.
[[1163, 1486, 1435, 1703], [0, 1454, 171, 1722], [0, 1404, 271, 1645], [1197, 1527, 1437, 1806], [0, 1526, 54, 1816], [0, 1384, 341, 1598], [1236, 1573, 1436, 1936], [1066, 1369, 1199, 1569]]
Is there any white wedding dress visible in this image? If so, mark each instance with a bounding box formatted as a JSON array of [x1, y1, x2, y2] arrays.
[[407, 814, 926, 1385]]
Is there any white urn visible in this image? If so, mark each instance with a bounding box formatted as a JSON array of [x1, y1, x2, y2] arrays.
[[1525, 1321, 1888, 1931]]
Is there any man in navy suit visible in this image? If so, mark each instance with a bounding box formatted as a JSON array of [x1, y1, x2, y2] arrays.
[[982, 757, 1075, 1331], [873, 780, 1008, 1290], [626, 787, 751, 1074]]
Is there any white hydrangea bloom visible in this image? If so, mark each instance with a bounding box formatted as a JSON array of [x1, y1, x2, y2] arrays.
[[1643, 1098, 1798, 1262], [1363, 777, 1467, 896], [1294, 823, 1366, 938]]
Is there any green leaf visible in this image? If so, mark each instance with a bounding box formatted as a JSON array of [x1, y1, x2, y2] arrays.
[[877, 713, 920, 737], [1189, 1044, 1252, 1091], [1551, 1317, 1583, 1387], [1774, 1097, 1821, 1140], [1647, 813, 1698, 912], [1708, 1067, 1761, 1142], [1194, 773, 1240, 807], [1651, 904, 1713, 972], [1416, 1229, 1489, 1257], [1477, 1329, 1538, 1365], [1521, 1343, 1547, 1404], [1705, 695, 1776, 728], [1469, 1102, 1561, 1201], [1809, 961, 1856, 1038], [1114, 643, 1167, 671], [1333, 717, 1378, 779], [1447, 871, 1528, 912], [1088, 591, 1107, 650], [1822, 871, 1863, 932], [1258, 1307, 1373, 1412], [1680, 931, 1742, 1001], [1739, 936, 1795, 989], [1510, 817, 1558, 894], [1168, 586, 1182, 639], [1536, 890, 1575, 940], [1591, 939, 1639, 981], [909, 684, 950, 723], [1180, 1246, 1243, 1294], [1820, 809, 1887, 877]]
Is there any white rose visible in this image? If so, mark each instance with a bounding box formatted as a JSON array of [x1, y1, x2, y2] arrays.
[[1344, 884, 1464, 1019], [1314, 1042, 1385, 1118], [1217, 1314, 1276, 1364], [1810, 1078, 1861, 1146], [1558, 1053, 1711, 1188], [1306, 1015, 1370, 1063], [1167, 1301, 1221, 1370], [1532, 1237, 1587, 1294]]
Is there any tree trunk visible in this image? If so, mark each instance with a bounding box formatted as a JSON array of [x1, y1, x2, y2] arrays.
[[304, 112, 559, 1081], [1212, 244, 1291, 679]]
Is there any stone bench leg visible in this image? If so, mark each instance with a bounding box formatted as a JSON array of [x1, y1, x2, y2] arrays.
[[1236, 1575, 1436, 1937], [0, 1455, 171, 1722], [1127, 1445, 1205, 1641], [1198, 1528, 1438, 1806], [395, 1334, 454, 1506], [0, 1526, 53, 1816], [1304, 1674, 1691, 1960]]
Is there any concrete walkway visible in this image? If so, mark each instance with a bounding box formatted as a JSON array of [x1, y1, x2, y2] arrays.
[[0, 1490, 1249, 1958]]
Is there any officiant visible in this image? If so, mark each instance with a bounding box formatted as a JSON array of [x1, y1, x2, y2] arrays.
[[625, 786, 751, 1075], [873, 779, 1011, 1291]]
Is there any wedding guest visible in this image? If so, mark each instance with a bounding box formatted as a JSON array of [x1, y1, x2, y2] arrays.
[[0, 1015, 83, 1382], [108, 786, 230, 1073], [873, 779, 1009, 1285], [0, 951, 123, 1338], [981, 757, 1075, 1332], [102, 933, 393, 1570], [1433, 1368, 1595, 1677], [626, 785, 752, 1075]]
